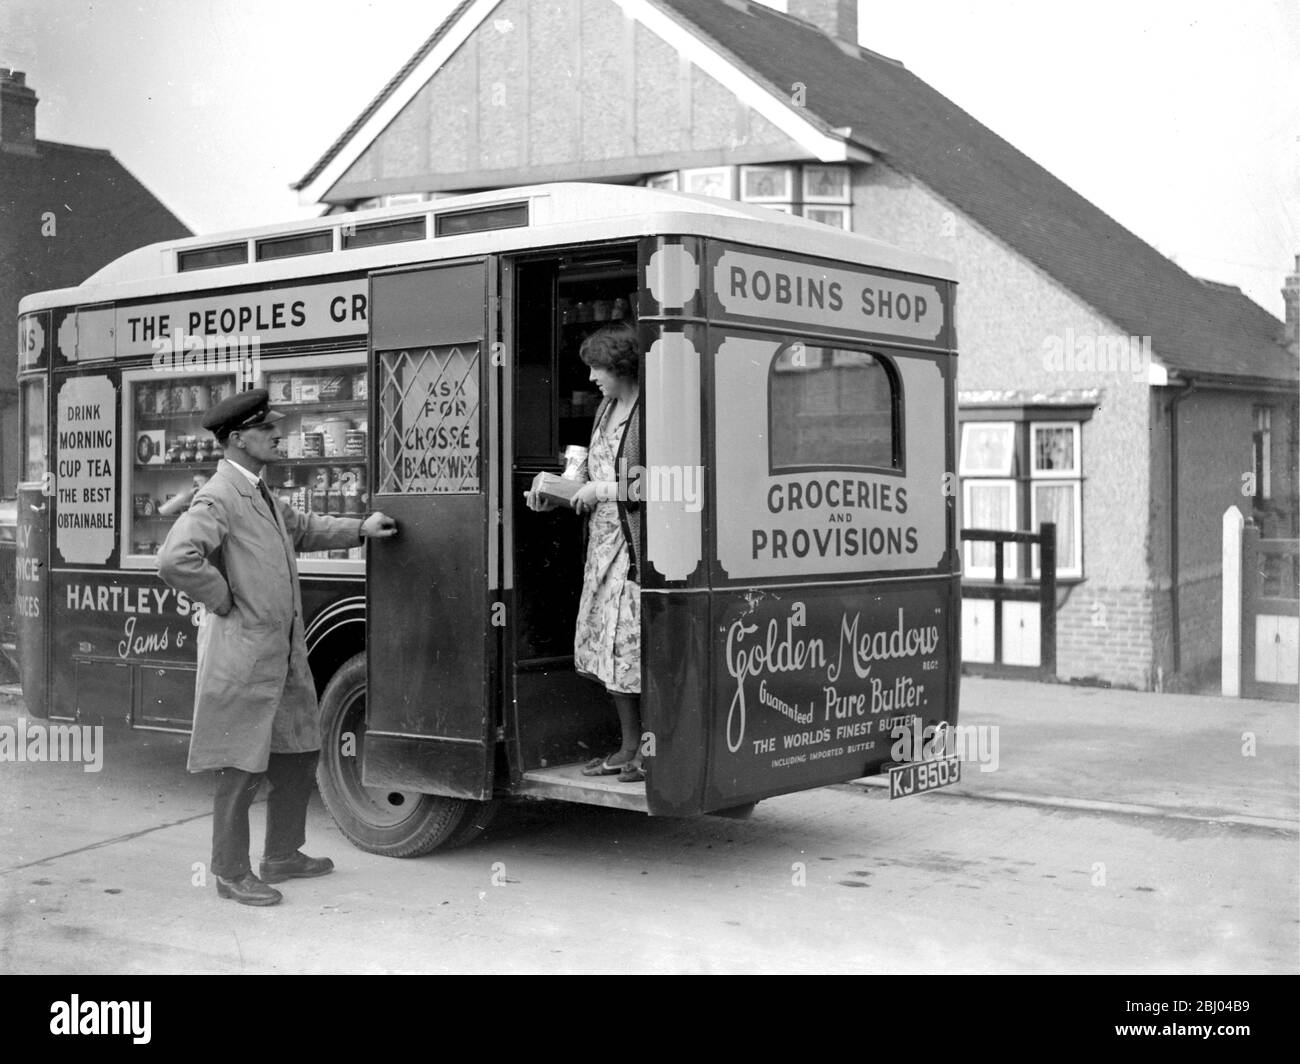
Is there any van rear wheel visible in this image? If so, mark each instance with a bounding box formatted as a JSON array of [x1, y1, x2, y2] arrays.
[[317, 653, 471, 857]]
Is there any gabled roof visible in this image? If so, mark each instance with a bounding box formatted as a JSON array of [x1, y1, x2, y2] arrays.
[[294, 0, 478, 194], [293, 0, 1294, 384], [655, 0, 1295, 384]]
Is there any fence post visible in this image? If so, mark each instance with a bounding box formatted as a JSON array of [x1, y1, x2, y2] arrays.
[[1240, 519, 1263, 697], [1221, 506, 1244, 697], [1039, 522, 1057, 679], [993, 540, 1004, 664]]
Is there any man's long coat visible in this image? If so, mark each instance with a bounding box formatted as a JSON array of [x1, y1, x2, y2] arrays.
[[158, 460, 362, 773]]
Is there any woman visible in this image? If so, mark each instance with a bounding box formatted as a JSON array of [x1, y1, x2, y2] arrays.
[[528, 321, 644, 783]]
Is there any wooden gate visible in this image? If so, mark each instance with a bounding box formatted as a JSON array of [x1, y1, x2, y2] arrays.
[[960, 522, 1057, 680], [1241, 523, 1299, 701]]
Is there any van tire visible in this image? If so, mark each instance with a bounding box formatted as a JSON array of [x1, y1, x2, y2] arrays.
[[316, 653, 470, 857], [442, 799, 500, 850], [708, 801, 759, 819]]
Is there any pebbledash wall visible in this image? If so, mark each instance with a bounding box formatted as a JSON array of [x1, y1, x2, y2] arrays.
[[1150, 389, 1276, 690], [852, 161, 1161, 689]]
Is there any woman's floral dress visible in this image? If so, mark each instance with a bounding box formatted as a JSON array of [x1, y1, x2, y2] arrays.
[[573, 402, 641, 694]]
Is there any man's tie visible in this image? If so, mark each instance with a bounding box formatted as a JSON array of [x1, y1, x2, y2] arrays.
[[258, 478, 282, 531]]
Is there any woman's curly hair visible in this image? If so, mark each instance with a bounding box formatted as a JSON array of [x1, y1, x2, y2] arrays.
[[579, 321, 640, 380]]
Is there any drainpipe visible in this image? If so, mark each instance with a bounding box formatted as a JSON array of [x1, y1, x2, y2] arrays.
[[1168, 378, 1197, 674]]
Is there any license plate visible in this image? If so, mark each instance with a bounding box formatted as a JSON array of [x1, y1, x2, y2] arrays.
[[888, 756, 961, 799]]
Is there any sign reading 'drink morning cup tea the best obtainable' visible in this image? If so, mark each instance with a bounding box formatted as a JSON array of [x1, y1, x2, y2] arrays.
[[712, 248, 945, 343], [55, 375, 116, 565]]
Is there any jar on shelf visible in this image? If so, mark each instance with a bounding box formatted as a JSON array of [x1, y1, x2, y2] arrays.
[[266, 374, 292, 404]]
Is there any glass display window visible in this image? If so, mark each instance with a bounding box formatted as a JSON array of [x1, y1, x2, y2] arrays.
[[122, 366, 238, 566], [21, 377, 47, 484], [255, 352, 369, 572], [121, 352, 368, 572]]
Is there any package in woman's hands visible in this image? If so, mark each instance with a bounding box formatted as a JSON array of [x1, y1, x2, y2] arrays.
[[531, 471, 581, 506]]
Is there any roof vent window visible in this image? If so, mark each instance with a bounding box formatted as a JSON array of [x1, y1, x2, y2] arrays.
[[177, 242, 248, 272], [255, 230, 333, 262], [342, 216, 427, 249], [434, 202, 528, 238]]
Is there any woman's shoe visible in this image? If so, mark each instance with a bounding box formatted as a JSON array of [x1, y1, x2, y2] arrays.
[[617, 761, 645, 783], [581, 754, 627, 776]]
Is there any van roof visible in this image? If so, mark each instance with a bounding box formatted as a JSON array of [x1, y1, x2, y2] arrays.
[[19, 182, 956, 313]]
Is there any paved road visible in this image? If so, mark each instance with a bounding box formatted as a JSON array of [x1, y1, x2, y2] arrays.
[[1, 682, 1294, 974]]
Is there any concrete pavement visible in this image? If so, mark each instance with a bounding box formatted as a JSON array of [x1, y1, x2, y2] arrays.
[[855, 677, 1300, 832], [1, 677, 1295, 974]]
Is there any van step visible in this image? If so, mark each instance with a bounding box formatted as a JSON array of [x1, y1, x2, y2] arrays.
[[516, 762, 650, 812]]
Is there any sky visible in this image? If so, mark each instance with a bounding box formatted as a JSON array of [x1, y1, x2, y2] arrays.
[[1, 0, 1296, 315]]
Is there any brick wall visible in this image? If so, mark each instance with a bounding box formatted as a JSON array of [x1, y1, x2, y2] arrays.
[[1055, 585, 1155, 690]]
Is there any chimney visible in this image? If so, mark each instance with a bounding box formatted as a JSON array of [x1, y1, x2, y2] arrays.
[[1284, 254, 1299, 358], [0, 68, 38, 155], [788, 0, 859, 43]]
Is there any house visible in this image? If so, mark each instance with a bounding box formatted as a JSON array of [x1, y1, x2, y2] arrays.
[[292, 0, 1298, 690], [0, 68, 191, 497]]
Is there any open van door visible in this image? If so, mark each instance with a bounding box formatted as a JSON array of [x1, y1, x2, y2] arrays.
[[363, 261, 497, 800]]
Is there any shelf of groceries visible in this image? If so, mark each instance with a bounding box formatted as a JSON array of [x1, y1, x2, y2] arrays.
[[125, 363, 369, 564]]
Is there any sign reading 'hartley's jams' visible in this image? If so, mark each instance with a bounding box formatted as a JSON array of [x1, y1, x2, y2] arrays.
[[710, 583, 950, 795]]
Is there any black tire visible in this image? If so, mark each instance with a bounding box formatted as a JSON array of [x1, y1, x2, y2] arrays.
[[708, 801, 759, 820], [441, 799, 501, 850], [316, 653, 470, 857]]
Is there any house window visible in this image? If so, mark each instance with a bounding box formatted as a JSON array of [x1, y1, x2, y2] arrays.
[[643, 164, 855, 231], [769, 344, 898, 473], [959, 417, 1086, 580], [959, 422, 1016, 577], [681, 166, 734, 199], [740, 165, 793, 202], [1253, 406, 1273, 502], [802, 165, 851, 202], [804, 205, 851, 230], [1029, 422, 1082, 578]]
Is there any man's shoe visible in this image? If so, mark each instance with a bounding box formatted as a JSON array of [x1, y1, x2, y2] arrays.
[[215, 872, 282, 906], [259, 851, 335, 884]]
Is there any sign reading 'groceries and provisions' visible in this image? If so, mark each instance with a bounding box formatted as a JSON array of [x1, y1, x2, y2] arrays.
[[55, 375, 116, 564], [711, 246, 947, 344]]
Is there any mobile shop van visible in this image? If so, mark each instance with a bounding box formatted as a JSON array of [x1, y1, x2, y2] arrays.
[[16, 183, 960, 855]]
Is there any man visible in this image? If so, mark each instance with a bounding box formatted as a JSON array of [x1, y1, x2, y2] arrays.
[[158, 388, 397, 906]]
